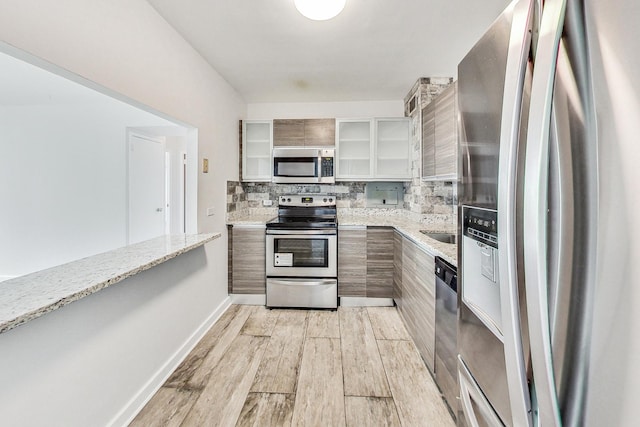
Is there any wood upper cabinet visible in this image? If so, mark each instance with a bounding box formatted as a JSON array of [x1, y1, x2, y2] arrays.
[[434, 83, 457, 176], [305, 119, 336, 146], [421, 101, 436, 178], [229, 225, 266, 294], [421, 82, 458, 179], [273, 118, 335, 147]]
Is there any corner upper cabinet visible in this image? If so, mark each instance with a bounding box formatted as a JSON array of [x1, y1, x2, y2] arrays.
[[336, 117, 411, 181], [374, 118, 411, 180], [273, 119, 335, 147], [336, 119, 373, 179], [242, 120, 272, 181], [422, 82, 458, 180]]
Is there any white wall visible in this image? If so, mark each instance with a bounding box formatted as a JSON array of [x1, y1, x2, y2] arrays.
[[0, 0, 244, 425], [0, 101, 173, 277], [247, 100, 404, 120], [0, 243, 230, 427]]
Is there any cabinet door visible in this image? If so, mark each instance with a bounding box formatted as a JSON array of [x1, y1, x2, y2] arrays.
[[366, 227, 394, 298], [374, 118, 411, 179], [393, 230, 403, 306], [434, 83, 457, 177], [242, 120, 272, 181], [401, 237, 435, 372], [231, 226, 266, 294], [336, 119, 373, 179], [273, 119, 305, 146], [304, 119, 335, 146], [421, 102, 436, 178], [338, 227, 367, 297], [415, 243, 436, 371]]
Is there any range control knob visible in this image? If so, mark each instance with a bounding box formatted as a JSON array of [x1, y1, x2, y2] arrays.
[[329, 198, 333, 202], [323, 198, 327, 202], [287, 198, 291, 202]]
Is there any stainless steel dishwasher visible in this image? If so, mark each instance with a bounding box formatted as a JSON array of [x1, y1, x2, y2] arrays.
[[434, 256, 458, 417]]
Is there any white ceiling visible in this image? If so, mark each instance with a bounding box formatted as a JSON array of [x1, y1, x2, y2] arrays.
[[147, 0, 511, 103]]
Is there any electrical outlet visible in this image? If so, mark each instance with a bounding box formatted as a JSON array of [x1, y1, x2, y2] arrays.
[[206, 207, 215, 216], [262, 200, 273, 207], [202, 158, 209, 173]]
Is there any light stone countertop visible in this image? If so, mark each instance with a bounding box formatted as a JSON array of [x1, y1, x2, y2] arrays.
[[338, 214, 457, 266], [227, 209, 457, 266], [0, 233, 220, 334]]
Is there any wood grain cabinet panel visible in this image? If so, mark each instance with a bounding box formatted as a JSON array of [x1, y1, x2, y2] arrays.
[[231, 226, 266, 294], [393, 230, 403, 307], [366, 227, 394, 298], [338, 227, 367, 297], [273, 119, 305, 146], [421, 102, 436, 178], [434, 84, 457, 176], [398, 236, 435, 372], [421, 82, 458, 179], [304, 118, 336, 146], [273, 118, 336, 147]]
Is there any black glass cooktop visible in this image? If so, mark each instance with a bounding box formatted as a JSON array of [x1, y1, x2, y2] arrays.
[[266, 216, 337, 229]]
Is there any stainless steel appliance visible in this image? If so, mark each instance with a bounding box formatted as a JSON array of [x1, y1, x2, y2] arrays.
[[434, 256, 458, 417], [457, 0, 639, 426], [266, 194, 338, 309], [272, 147, 335, 184]]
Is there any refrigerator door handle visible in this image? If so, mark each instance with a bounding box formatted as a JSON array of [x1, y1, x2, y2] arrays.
[[523, 0, 566, 425], [496, 0, 534, 425]]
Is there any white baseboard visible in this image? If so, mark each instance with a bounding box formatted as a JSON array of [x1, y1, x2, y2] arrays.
[[230, 294, 266, 305], [109, 296, 232, 427], [339, 297, 395, 307]]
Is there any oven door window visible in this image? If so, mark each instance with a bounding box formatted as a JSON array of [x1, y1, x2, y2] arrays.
[[274, 237, 328, 268], [274, 157, 318, 177]]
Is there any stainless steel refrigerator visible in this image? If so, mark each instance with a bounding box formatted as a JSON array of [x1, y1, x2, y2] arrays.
[[457, 0, 640, 426]]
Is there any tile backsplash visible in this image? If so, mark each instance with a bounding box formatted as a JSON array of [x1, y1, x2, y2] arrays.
[[227, 179, 456, 225]]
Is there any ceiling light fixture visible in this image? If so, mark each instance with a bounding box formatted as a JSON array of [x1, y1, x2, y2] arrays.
[[294, 0, 346, 21]]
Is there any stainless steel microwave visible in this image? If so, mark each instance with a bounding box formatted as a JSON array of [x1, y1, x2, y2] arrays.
[[272, 147, 335, 184]]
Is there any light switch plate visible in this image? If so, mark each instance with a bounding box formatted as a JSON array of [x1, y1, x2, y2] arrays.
[[262, 200, 273, 207], [206, 207, 215, 216]]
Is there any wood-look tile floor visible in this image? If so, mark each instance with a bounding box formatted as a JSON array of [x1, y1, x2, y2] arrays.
[[131, 305, 455, 427]]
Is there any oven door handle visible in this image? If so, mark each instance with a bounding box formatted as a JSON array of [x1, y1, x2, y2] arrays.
[[268, 278, 337, 287], [266, 229, 337, 235]]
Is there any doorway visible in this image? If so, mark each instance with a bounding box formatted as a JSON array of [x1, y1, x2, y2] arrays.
[[127, 132, 167, 244]]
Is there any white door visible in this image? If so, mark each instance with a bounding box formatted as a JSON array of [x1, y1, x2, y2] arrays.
[[128, 133, 166, 244]]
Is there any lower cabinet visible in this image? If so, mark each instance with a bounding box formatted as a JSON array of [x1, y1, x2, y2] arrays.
[[397, 235, 436, 373], [338, 226, 367, 297], [337, 226, 394, 298], [393, 230, 403, 307], [366, 227, 394, 298], [228, 225, 266, 294]]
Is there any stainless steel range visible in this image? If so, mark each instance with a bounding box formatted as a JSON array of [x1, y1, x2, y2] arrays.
[[265, 194, 338, 309]]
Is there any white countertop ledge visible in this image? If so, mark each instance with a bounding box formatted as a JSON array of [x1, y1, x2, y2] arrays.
[[0, 233, 220, 334]]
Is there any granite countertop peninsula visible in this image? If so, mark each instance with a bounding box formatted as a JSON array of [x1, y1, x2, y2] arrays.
[[0, 233, 220, 334], [227, 208, 457, 266]]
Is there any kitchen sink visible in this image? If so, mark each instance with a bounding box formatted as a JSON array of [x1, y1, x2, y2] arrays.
[[420, 231, 457, 244]]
